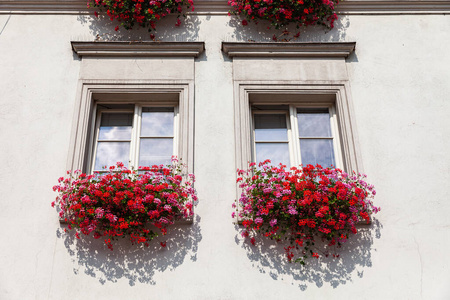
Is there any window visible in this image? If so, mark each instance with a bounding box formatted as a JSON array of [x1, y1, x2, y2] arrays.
[[222, 41, 362, 174], [67, 84, 194, 175], [233, 86, 362, 175], [68, 41, 203, 175], [91, 104, 178, 172], [252, 104, 343, 168]]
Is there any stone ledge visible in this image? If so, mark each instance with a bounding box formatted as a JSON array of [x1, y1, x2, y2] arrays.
[[71, 41, 205, 58], [222, 42, 356, 58]]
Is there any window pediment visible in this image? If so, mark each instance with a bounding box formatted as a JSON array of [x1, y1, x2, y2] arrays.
[[71, 41, 205, 58], [222, 42, 355, 58]]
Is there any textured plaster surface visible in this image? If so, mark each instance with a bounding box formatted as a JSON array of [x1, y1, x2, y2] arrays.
[[0, 13, 450, 299]]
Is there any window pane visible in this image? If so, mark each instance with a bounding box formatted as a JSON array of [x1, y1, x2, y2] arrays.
[[299, 139, 335, 168], [254, 114, 288, 141], [94, 142, 130, 170], [297, 109, 332, 137], [98, 113, 133, 140], [256, 143, 290, 167], [141, 109, 174, 137], [139, 138, 173, 167]]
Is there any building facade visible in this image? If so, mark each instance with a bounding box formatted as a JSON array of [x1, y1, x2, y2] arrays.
[[1, 1, 450, 299]]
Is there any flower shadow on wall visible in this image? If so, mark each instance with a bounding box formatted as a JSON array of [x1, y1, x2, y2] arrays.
[[76, 11, 201, 42], [235, 219, 382, 289], [226, 13, 350, 43], [56, 214, 202, 285]]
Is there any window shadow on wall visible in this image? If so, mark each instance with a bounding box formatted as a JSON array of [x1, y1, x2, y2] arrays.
[[235, 219, 382, 290], [226, 15, 350, 42], [56, 215, 202, 285], [76, 14, 201, 42]]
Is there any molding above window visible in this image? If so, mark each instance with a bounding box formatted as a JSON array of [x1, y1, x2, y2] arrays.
[[1, 1, 450, 15], [69, 42, 199, 174], [227, 41, 363, 175], [222, 42, 356, 58], [71, 41, 205, 58]]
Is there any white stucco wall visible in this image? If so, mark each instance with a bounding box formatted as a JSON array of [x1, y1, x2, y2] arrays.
[[0, 10, 450, 299]]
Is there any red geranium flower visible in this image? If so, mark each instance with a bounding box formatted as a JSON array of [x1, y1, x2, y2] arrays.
[[52, 158, 197, 250], [89, 0, 194, 31], [228, 0, 338, 30], [233, 161, 379, 264]]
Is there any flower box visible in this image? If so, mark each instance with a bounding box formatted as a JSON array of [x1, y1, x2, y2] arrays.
[[234, 160, 379, 264], [53, 158, 197, 250], [88, 0, 194, 32], [228, 0, 339, 31]]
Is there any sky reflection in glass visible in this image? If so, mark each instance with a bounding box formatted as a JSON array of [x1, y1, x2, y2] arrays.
[[297, 109, 331, 137], [256, 143, 290, 167], [139, 138, 173, 167], [141, 111, 174, 137], [300, 139, 335, 167], [254, 114, 288, 141], [99, 113, 133, 140], [94, 142, 130, 170]]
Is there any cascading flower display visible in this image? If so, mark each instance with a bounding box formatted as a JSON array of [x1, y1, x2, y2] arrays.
[[52, 158, 197, 250], [234, 160, 379, 264], [228, 0, 338, 30], [88, 0, 194, 31]]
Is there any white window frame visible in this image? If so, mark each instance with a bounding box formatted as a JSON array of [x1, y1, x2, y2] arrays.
[[67, 82, 194, 174], [251, 104, 343, 169], [252, 109, 293, 167], [90, 103, 180, 173], [234, 84, 363, 174]]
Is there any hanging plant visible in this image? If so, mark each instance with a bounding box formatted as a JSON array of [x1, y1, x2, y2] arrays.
[[88, 0, 194, 31], [52, 158, 197, 250], [228, 0, 338, 30], [233, 160, 379, 265]]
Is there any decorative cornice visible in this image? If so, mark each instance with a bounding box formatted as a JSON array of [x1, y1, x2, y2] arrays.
[[1, 0, 450, 15], [336, 1, 450, 14], [222, 42, 356, 58], [71, 41, 205, 58], [0, 1, 87, 13]]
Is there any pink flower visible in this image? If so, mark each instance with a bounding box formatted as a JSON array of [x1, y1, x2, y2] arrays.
[[234, 161, 378, 264], [288, 206, 297, 215], [95, 207, 104, 219], [269, 219, 277, 227]]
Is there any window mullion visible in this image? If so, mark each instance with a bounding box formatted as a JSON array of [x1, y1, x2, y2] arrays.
[[286, 111, 295, 168], [130, 105, 141, 170], [289, 105, 301, 167]]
